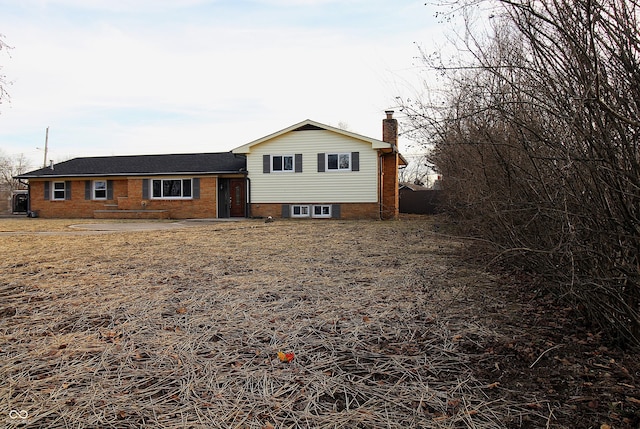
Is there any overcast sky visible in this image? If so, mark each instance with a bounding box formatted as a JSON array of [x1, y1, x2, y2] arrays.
[[0, 0, 444, 169]]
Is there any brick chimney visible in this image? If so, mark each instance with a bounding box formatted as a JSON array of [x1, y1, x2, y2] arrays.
[[382, 110, 398, 146], [380, 110, 400, 220]]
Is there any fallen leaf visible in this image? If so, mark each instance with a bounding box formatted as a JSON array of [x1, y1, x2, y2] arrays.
[[277, 351, 295, 362], [600, 424, 612, 429]]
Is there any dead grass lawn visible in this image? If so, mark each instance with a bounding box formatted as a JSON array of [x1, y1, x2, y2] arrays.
[[1, 217, 634, 428]]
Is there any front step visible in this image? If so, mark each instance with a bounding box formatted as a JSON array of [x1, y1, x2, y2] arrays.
[[94, 210, 170, 220]]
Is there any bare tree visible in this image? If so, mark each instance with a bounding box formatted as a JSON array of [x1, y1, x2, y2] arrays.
[[400, 0, 640, 346], [0, 33, 12, 110], [399, 152, 437, 187], [0, 151, 30, 191]]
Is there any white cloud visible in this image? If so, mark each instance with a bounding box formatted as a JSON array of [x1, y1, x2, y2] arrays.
[[0, 0, 446, 166]]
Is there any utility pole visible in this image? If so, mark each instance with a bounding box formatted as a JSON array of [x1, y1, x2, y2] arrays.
[[43, 126, 49, 168]]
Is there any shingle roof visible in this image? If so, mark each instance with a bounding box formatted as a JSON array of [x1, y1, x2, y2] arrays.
[[16, 152, 246, 179]]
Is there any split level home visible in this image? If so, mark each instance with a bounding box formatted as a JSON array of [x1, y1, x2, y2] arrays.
[[15, 111, 406, 220]]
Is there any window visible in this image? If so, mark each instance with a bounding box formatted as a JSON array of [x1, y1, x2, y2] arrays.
[[151, 179, 193, 199], [272, 155, 294, 172], [313, 205, 331, 218], [327, 153, 351, 171], [53, 181, 66, 200], [292, 205, 310, 217], [264, 154, 302, 173], [283, 204, 339, 219], [318, 152, 358, 172], [93, 180, 107, 200]]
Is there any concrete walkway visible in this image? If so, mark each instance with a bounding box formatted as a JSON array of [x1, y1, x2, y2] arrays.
[[0, 218, 252, 235], [68, 218, 249, 232], [68, 222, 188, 232]]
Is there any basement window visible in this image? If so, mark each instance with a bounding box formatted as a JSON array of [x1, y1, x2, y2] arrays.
[[152, 179, 193, 199], [312, 205, 331, 218], [291, 205, 310, 217]]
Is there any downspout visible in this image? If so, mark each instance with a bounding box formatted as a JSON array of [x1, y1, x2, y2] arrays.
[[246, 177, 251, 218], [379, 152, 384, 220]]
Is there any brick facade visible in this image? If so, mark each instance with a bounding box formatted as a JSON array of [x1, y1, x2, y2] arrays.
[[381, 152, 400, 220], [250, 203, 381, 220], [27, 177, 222, 219], [381, 111, 400, 220]]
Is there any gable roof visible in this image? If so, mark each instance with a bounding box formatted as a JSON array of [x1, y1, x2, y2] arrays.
[[231, 119, 395, 154], [16, 152, 246, 179]]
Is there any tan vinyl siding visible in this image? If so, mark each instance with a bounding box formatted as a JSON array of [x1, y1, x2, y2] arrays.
[[247, 130, 379, 203]]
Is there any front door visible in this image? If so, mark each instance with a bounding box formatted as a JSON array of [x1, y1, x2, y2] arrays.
[[229, 179, 246, 217]]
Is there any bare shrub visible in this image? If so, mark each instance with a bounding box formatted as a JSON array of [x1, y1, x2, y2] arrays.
[[401, 0, 640, 346]]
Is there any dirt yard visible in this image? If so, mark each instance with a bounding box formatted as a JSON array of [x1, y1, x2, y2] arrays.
[[1, 216, 638, 428]]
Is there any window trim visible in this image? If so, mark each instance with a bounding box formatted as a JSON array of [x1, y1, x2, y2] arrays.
[[52, 181, 66, 200], [291, 205, 310, 218], [312, 205, 332, 218], [150, 178, 193, 199], [271, 154, 295, 173], [326, 153, 351, 171], [93, 180, 107, 200]]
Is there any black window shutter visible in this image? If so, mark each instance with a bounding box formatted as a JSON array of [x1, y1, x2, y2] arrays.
[[317, 153, 325, 172], [107, 181, 114, 200], [142, 179, 149, 199], [193, 178, 200, 199], [351, 152, 360, 171], [295, 154, 303, 173], [281, 204, 290, 218], [263, 155, 270, 173], [44, 181, 50, 200], [85, 181, 91, 200], [331, 204, 341, 219], [65, 181, 72, 200]]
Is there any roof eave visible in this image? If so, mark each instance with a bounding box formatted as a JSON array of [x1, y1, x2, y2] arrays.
[[15, 170, 246, 179]]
